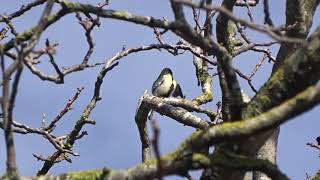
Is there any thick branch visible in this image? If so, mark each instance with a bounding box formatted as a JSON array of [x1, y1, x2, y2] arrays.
[[215, 0, 243, 122], [272, 0, 320, 72], [5, 152, 288, 180], [136, 94, 210, 130]]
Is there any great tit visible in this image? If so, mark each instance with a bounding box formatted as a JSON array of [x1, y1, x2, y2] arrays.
[[152, 68, 183, 98], [148, 68, 183, 120]]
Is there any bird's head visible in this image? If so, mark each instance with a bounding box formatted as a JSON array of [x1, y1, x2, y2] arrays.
[[160, 68, 172, 76]]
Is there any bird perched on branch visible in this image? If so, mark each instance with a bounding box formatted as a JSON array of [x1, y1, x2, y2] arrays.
[[148, 68, 183, 120], [152, 68, 183, 98]]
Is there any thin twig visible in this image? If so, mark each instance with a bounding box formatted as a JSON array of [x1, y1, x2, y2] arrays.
[[263, 0, 274, 26], [306, 142, 320, 150], [0, 0, 48, 22], [249, 53, 267, 78], [151, 120, 163, 180], [45, 87, 84, 132]]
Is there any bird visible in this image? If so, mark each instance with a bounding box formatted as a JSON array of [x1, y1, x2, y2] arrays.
[[152, 68, 183, 98], [148, 68, 183, 119], [152, 68, 174, 97]]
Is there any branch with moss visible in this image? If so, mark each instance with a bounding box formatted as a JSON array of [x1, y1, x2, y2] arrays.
[[191, 1, 214, 106], [3, 151, 289, 180], [5, 79, 318, 179], [192, 45, 213, 105], [215, 0, 244, 123], [53, 0, 228, 58], [2, 57, 318, 179], [133, 78, 320, 179], [1, 1, 319, 179], [238, 26, 320, 180], [135, 91, 217, 162], [244, 26, 320, 122], [137, 93, 211, 129], [272, 0, 320, 72]]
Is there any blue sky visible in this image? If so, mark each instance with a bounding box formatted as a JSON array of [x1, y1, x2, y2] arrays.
[[0, 1, 319, 179]]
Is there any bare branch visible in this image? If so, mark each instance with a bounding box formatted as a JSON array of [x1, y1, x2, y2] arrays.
[[37, 53, 118, 175], [151, 120, 163, 180], [45, 87, 84, 132], [175, 0, 307, 45], [0, 0, 47, 22]]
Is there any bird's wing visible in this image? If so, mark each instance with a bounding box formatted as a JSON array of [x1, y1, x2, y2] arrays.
[[172, 83, 184, 98], [152, 79, 164, 94]]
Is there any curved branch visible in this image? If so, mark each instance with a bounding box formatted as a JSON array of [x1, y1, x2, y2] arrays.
[[137, 94, 211, 130], [8, 152, 289, 180]]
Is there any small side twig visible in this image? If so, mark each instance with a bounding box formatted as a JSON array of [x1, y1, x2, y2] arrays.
[[249, 53, 268, 78], [44, 87, 84, 132], [45, 39, 64, 82], [33, 154, 55, 162], [306, 142, 320, 150], [235, 69, 258, 93]]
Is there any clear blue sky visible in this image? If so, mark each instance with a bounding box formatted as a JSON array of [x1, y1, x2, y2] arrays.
[[0, 0, 319, 179]]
